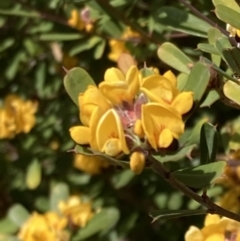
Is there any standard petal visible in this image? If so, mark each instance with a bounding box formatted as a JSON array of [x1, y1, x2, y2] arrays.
[[158, 128, 174, 148], [99, 81, 128, 105], [184, 226, 203, 241], [104, 67, 125, 82], [171, 92, 194, 115], [69, 126, 90, 144], [141, 75, 174, 103], [163, 70, 177, 87], [126, 65, 140, 99]]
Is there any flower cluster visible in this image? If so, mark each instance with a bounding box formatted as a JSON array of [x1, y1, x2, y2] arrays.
[[18, 195, 94, 241], [68, 8, 94, 32], [185, 214, 240, 241], [0, 94, 38, 139], [70, 63, 193, 174]]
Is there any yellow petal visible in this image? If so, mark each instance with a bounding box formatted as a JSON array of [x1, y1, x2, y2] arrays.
[[142, 103, 184, 150], [184, 226, 203, 241], [96, 109, 129, 155], [205, 234, 224, 241], [102, 138, 121, 156], [130, 152, 146, 174], [134, 119, 145, 138], [204, 214, 220, 227], [163, 70, 177, 87], [104, 67, 125, 82], [69, 126, 90, 144], [171, 92, 194, 115], [126, 65, 139, 99], [158, 128, 174, 148], [99, 81, 128, 105], [141, 75, 175, 103]]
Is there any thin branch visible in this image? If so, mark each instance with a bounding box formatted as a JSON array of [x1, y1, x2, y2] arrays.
[[150, 156, 240, 222], [178, 0, 229, 36]]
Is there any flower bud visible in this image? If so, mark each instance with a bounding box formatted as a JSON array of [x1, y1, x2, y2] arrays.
[[130, 152, 146, 174]]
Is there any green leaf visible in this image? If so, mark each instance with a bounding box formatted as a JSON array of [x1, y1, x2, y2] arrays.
[[222, 47, 240, 75], [157, 7, 211, 38], [215, 5, 240, 29], [26, 159, 41, 190], [7, 204, 30, 227], [223, 80, 240, 105], [173, 161, 226, 188], [157, 42, 193, 74], [183, 118, 208, 146], [39, 33, 83, 41], [152, 144, 196, 163], [200, 90, 220, 107], [0, 235, 20, 241], [214, 37, 232, 66], [0, 217, 18, 234], [197, 43, 219, 55], [72, 207, 120, 241], [183, 62, 211, 102], [213, 0, 240, 12], [69, 37, 102, 56], [74, 145, 129, 168], [111, 169, 135, 189], [63, 67, 96, 106], [149, 209, 206, 223], [208, 28, 223, 66], [139, 68, 155, 78], [0, 38, 14, 52], [177, 73, 188, 91], [50, 183, 69, 213], [200, 123, 219, 165], [94, 39, 106, 59], [0, 8, 39, 17]]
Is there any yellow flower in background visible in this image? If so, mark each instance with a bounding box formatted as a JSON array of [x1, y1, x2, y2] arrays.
[[226, 24, 240, 48], [141, 70, 193, 115], [68, 8, 94, 32], [18, 212, 68, 241], [99, 65, 139, 105], [0, 94, 38, 139], [219, 186, 240, 214], [185, 214, 240, 241], [74, 154, 109, 175], [59, 195, 94, 228], [108, 27, 140, 62], [142, 103, 184, 149]]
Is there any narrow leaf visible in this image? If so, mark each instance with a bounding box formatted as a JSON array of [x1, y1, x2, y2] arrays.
[[223, 80, 240, 105], [200, 123, 219, 164], [63, 67, 96, 106], [173, 161, 226, 188], [197, 43, 219, 55], [39, 33, 83, 41], [222, 47, 240, 75], [213, 0, 240, 12], [149, 209, 206, 223], [26, 159, 41, 190], [200, 90, 220, 107], [183, 62, 211, 102], [158, 42, 193, 74], [50, 183, 69, 213], [215, 5, 240, 30]]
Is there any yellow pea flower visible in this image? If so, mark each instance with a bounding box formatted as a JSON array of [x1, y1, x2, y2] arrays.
[[141, 70, 193, 115], [74, 154, 109, 175], [18, 212, 68, 241], [79, 85, 111, 126], [141, 103, 184, 149], [0, 108, 16, 139], [59, 195, 94, 228], [185, 214, 240, 241], [99, 65, 139, 105], [95, 109, 129, 156]]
